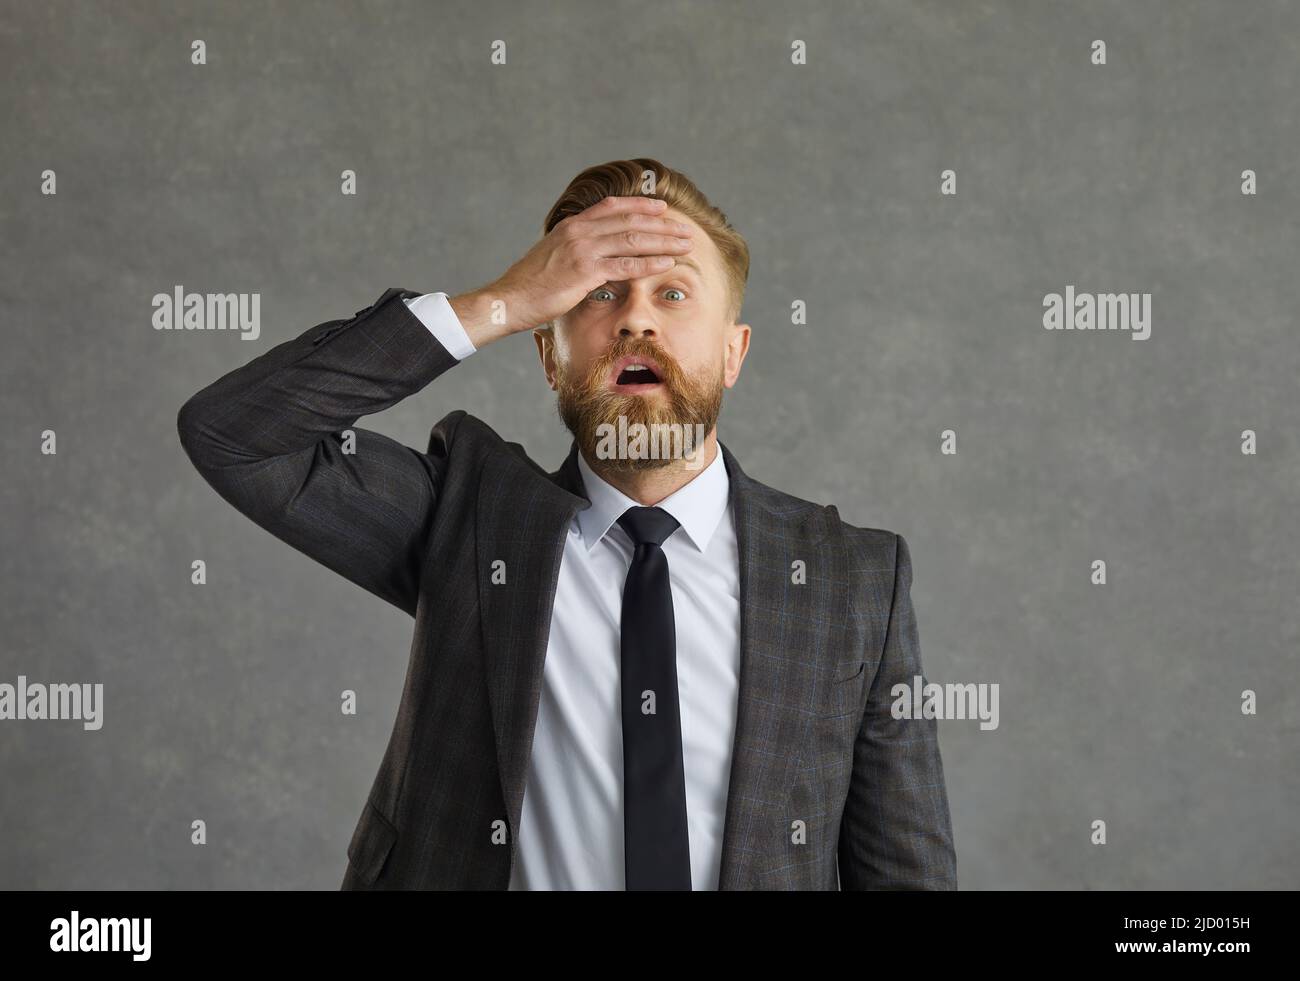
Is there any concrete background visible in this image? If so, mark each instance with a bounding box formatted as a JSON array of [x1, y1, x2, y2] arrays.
[[1, 0, 1296, 888]]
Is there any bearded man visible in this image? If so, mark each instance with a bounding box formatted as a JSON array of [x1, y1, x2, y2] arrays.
[[177, 157, 957, 892]]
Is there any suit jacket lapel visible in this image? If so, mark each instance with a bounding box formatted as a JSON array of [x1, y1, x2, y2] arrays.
[[714, 441, 843, 889], [476, 440, 587, 862]]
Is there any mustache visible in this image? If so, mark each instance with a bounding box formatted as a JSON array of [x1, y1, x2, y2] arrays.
[[586, 338, 683, 388]]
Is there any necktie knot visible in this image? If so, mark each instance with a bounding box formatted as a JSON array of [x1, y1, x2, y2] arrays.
[[617, 506, 681, 548]]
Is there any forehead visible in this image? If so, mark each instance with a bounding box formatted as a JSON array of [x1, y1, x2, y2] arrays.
[[654, 206, 724, 285]]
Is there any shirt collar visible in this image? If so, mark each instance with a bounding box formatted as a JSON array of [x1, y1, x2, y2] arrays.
[[575, 443, 730, 553]]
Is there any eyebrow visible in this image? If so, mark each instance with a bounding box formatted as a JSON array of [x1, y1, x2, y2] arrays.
[[667, 256, 705, 277]]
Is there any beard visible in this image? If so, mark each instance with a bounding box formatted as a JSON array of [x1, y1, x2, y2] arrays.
[[555, 336, 725, 474]]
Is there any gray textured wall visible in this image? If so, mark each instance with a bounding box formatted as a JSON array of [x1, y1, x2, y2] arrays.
[[2, 0, 1296, 889]]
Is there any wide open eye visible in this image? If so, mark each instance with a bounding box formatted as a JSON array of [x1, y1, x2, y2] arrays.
[[664, 288, 687, 301]]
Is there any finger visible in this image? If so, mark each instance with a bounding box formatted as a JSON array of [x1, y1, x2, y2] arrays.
[[589, 194, 668, 215], [589, 228, 694, 265], [579, 211, 694, 240], [593, 253, 684, 282], [563, 194, 669, 229]]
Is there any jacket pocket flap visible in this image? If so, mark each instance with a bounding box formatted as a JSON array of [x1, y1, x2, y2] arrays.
[[834, 660, 866, 684]]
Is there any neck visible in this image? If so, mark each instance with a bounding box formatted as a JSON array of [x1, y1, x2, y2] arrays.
[[580, 428, 720, 506]]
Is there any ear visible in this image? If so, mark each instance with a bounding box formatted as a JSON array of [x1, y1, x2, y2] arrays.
[[723, 321, 751, 389], [533, 325, 558, 390]]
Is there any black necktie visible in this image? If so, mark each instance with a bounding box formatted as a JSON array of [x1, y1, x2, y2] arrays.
[[617, 505, 692, 890]]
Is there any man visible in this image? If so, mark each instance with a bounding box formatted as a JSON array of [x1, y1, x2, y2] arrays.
[[177, 158, 958, 890]]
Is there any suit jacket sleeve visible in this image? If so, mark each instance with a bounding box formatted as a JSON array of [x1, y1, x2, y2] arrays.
[[176, 287, 461, 616], [837, 532, 959, 889]]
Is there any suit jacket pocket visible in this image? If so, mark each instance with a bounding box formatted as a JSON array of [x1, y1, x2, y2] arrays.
[[816, 659, 868, 720], [346, 797, 399, 886], [834, 660, 866, 684]]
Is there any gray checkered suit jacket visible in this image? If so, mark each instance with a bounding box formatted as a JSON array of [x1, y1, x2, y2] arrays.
[[177, 286, 958, 890]]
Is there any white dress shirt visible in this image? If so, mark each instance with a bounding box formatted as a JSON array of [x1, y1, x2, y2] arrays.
[[402, 292, 743, 890]]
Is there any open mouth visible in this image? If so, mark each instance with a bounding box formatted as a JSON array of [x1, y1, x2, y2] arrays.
[[610, 357, 664, 392]]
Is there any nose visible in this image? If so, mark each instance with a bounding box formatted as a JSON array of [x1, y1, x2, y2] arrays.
[[616, 287, 660, 342], [618, 325, 656, 345]]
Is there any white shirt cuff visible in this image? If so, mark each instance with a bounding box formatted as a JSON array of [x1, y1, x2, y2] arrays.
[[403, 292, 477, 360]]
